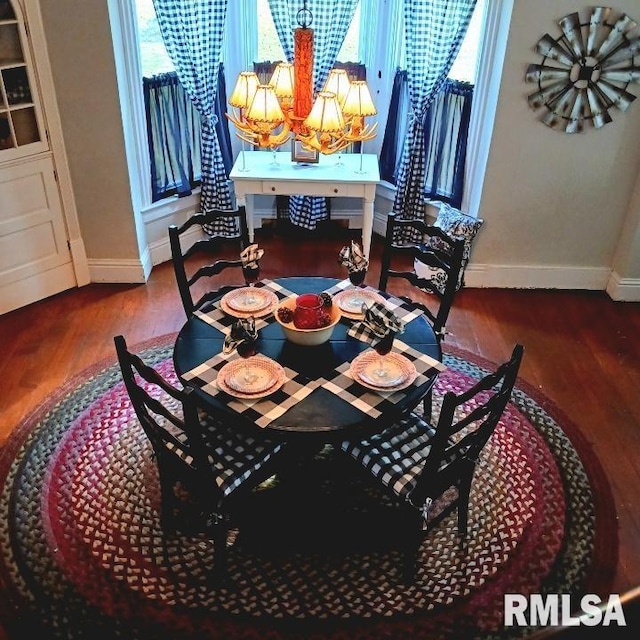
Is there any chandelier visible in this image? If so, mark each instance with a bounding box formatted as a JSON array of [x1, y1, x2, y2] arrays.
[[226, 3, 377, 156]]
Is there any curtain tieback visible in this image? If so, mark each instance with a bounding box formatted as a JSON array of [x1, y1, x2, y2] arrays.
[[202, 113, 219, 129]]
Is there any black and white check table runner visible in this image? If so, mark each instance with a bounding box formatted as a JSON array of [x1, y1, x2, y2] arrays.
[[183, 279, 445, 428]]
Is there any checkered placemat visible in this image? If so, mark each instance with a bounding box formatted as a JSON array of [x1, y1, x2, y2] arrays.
[[182, 352, 322, 429], [325, 279, 426, 327], [193, 279, 296, 334], [183, 280, 443, 429], [320, 340, 445, 420]]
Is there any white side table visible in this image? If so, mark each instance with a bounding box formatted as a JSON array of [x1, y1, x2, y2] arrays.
[[230, 151, 380, 259]]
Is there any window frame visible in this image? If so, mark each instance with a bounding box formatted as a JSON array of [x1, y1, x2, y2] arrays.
[[108, 0, 513, 223]]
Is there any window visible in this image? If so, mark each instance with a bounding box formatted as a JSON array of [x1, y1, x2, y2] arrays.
[[257, 0, 283, 62], [446, 0, 486, 83], [114, 0, 509, 221], [135, 0, 173, 76], [256, 0, 360, 64]]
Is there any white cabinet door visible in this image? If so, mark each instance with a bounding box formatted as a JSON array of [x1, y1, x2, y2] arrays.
[[0, 156, 76, 314]]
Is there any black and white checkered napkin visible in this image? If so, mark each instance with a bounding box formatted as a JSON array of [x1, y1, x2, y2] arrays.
[[223, 317, 258, 354], [348, 302, 404, 346], [240, 243, 264, 268], [338, 240, 368, 273]]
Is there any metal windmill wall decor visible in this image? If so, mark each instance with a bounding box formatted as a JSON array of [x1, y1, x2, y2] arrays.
[[525, 6, 640, 133]]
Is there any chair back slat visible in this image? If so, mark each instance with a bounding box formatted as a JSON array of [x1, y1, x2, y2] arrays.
[[190, 260, 246, 285], [379, 212, 466, 339], [169, 208, 250, 317], [410, 344, 524, 506]]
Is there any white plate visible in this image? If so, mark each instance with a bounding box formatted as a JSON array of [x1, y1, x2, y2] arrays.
[[223, 287, 274, 313], [216, 357, 286, 399], [350, 351, 417, 392], [220, 289, 278, 319], [334, 288, 386, 319]]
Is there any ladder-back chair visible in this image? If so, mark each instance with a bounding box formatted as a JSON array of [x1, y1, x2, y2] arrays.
[[169, 208, 250, 317], [114, 334, 285, 580], [340, 344, 524, 581]]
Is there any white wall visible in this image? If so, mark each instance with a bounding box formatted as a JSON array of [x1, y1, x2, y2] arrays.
[[35, 0, 640, 298], [469, 0, 640, 296]]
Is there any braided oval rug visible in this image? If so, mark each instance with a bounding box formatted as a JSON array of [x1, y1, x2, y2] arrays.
[[0, 335, 616, 639]]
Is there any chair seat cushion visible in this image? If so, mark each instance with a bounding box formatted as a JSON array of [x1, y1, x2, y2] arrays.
[[340, 413, 436, 501], [163, 415, 283, 498], [204, 419, 284, 497], [415, 203, 483, 293]]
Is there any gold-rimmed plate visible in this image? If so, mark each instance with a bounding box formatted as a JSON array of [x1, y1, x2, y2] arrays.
[[220, 288, 278, 319], [223, 287, 275, 313], [350, 351, 417, 392], [334, 288, 386, 319], [216, 356, 286, 399]]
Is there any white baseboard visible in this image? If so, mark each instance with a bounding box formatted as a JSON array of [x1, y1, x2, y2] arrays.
[[88, 249, 150, 284], [463, 263, 611, 291], [141, 210, 637, 299], [606, 271, 640, 301]]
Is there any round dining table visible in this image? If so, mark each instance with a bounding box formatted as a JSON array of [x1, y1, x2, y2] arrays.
[[173, 276, 442, 445]]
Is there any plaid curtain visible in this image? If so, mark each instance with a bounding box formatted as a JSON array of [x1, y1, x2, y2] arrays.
[[152, 0, 236, 237], [381, 73, 473, 208], [393, 0, 476, 242], [268, 0, 359, 231], [143, 65, 233, 203]]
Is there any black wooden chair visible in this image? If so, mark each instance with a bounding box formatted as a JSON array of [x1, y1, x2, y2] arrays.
[[379, 211, 467, 420], [169, 208, 250, 317], [114, 334, 285, 580], [379, 211, 466, 342], [339, 344, 524, 582]]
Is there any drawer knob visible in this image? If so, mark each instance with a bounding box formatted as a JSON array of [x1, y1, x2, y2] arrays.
[[333, 188, 338, 193], [271, 187, 276, 192]]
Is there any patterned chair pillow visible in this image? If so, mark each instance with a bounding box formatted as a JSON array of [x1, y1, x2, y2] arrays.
[[414, 203, 483, 293]]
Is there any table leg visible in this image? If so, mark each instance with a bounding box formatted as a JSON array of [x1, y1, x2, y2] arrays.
[[362, 197, 374, 261]]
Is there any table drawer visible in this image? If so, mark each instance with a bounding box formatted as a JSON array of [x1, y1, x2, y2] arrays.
[[261, 181, 362, 198]]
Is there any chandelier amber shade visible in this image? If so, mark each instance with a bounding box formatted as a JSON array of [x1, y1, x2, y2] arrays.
[[323, 68, 351, 107], [229, 71, 260, 109]]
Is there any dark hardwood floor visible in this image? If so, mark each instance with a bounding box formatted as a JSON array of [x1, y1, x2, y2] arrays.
[[1, 227, 639, 607]]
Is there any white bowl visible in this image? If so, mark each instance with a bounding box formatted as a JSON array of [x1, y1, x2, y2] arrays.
[[275, 296, 341, 346]]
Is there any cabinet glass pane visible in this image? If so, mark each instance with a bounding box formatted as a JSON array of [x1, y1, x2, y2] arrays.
[[12, 107, 38, 145], [0, 2, 43, 155], [0, 113, 15, 149], [0, 2, 16, 20], [0, 23, 23, 65], [3, 67, 31, 105]]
